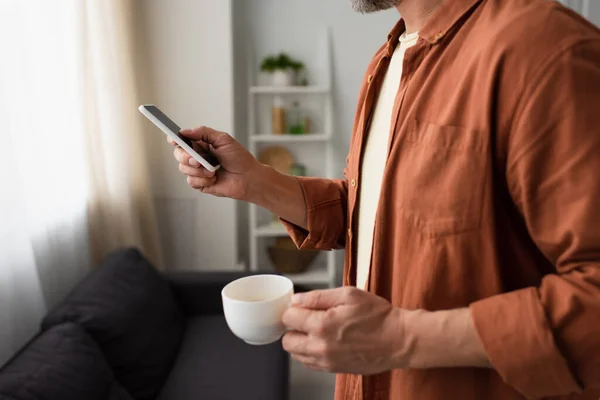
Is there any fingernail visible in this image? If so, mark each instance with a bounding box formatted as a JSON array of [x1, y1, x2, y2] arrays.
[[180, 128, 192, 135], [189, 158, 200, 167], [291, 293, 305, 306]]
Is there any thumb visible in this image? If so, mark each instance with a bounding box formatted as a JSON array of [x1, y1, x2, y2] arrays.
[[292, 288, 354, 310], [179, 126, 230, 149]]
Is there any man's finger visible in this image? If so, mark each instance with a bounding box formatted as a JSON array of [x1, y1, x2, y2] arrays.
[[282, 331, 311, 356], [291, 287, 359, 310], [282, 307, 327, 334], [187, 176, 217, 190], [174, 147, 211, 169], [282, 331, 328, 357], [174, 147, 195, 165], [179, 163, 215, 178], [180, 126, 229, 148], [193, 140, 210, 151], [169, 133, 209, 153]]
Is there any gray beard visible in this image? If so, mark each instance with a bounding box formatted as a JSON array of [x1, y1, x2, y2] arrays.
[[349, 0, 398, 13]]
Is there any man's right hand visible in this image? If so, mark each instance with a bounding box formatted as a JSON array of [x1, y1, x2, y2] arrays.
[[170, 126, 260, 201], [170, 125, 308, 229]]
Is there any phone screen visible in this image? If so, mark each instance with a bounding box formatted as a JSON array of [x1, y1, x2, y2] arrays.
[[143, 105, 220, 168]]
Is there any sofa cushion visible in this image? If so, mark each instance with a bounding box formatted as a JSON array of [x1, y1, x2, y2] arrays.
[[42, 248, 185, 400], [157, 315, 288, 400], [0, 323, 133, 400]]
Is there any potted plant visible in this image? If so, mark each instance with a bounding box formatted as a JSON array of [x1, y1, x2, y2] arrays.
[[260, 53, 305, 86]]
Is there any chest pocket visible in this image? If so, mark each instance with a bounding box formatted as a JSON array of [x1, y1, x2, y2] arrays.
[[395, 119, 488, 237]]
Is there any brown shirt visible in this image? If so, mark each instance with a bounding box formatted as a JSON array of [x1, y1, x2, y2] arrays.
[[282, 0, 600, 399]]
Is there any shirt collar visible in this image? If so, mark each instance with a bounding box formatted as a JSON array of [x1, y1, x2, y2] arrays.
[[385, 0, 483, 55]]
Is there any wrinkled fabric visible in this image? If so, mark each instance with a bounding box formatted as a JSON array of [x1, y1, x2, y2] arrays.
[[282, 0, 600, 398]]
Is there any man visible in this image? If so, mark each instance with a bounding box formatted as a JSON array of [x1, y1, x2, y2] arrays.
[[170, 0, 600, 398]]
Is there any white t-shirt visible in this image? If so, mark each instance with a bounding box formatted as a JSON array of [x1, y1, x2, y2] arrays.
[[356, 31, 419, 290]]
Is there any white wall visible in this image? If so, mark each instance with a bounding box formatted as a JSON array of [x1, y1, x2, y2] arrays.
[[233, 0, 398, 267], [135, 0, 239, 270], [234, 0, 398, 166], [589, 1, 600, 25], [133, 0, 597, 271]]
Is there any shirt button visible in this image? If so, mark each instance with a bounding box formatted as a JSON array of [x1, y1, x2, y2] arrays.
[[347, 229, 352, 238], [367, 75, 373, 83], [351, 179, 356, 187]]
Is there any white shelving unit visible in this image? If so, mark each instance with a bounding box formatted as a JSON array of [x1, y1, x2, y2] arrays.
[[247, 29, 336, 288], [255, 221, 288, 237]]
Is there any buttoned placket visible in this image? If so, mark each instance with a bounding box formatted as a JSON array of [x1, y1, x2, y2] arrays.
[[360, 40, 430, 400], [345, 53, 391, 287], [367, 41, 426, 293]]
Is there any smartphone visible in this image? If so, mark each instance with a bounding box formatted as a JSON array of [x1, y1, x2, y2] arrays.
[[138, 104, 221, 172]]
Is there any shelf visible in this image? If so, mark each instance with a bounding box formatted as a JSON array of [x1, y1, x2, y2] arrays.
[[250, 133, 331, 143], [254, 221, 288, 237], [250, 86, 330, 94], [284, 263, 330, 285], [248, 29, 335, 286]]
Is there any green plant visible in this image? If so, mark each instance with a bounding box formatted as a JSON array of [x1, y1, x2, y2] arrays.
[[260, 52, 304, 73]]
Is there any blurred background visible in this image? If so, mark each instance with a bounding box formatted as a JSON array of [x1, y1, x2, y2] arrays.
[[0, 1, 595, 399]]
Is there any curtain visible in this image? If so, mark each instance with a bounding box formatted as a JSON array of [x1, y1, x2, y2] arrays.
[[0, 0, 161, 365], [82, 0, 163, 266]]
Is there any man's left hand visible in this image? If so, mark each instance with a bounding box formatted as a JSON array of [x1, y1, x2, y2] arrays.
[[281, 287, 406, 374]]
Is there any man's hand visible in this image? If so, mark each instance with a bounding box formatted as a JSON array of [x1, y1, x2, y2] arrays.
[[170, 126, 308, 228], [171, 126, 260, 201], [281, 287, 406, 374], [282, 287, 492, 374]]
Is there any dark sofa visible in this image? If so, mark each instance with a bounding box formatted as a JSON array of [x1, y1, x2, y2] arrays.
[[0, 248, 289, 400]]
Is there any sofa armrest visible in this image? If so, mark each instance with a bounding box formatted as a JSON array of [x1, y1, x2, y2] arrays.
[[163, 271, 265, 317]]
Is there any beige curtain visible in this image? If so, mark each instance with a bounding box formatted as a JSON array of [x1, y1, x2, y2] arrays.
[[82, 0, 163, 267]]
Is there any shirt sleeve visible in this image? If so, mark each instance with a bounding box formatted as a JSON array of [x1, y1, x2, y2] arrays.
[[470, 41, 600, 398], [280, 176, 348, 251]]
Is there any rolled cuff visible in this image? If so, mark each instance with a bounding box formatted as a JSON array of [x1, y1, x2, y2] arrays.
[[280, 176, 347, 251], [470, 288, 582, 399]]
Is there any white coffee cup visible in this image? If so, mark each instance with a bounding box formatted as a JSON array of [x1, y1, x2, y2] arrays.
[[222, 274, 294, 346]]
